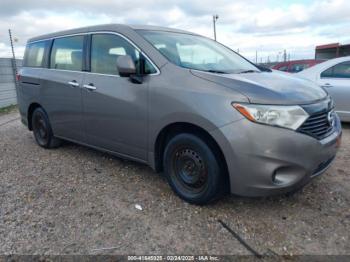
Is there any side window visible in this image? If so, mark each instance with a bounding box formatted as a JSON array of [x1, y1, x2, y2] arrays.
[[321, 67, 333, 78], [332, 62, 350, 78], [91, 34, 157, 75], [144, 59, 157, 74], [50, 36, 84, 71], [321, 62, 350, 79], [24, 41, 46, 67]]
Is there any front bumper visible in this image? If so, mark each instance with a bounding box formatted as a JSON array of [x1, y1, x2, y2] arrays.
[[210, 114, 342, 197]]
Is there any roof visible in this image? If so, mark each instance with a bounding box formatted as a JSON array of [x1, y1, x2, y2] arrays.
[[316, 42, 350, 50], [316, 43, 340, 50], [28, 24, 196, 43]]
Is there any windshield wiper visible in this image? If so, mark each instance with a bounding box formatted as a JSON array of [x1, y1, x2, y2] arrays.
[[206, 70, 228, 74], [237, 70, 260, 74]]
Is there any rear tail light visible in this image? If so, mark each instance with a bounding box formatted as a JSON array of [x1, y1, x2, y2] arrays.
[[16, 73, 21, 81]]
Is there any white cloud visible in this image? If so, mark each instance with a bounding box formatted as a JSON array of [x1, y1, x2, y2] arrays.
[[0, 0, 349, 62]]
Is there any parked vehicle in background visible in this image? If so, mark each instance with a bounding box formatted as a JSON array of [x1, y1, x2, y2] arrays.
[[297, 56, 350, 122], [17, 24, 341, 204], [273, 60, 324, 73]]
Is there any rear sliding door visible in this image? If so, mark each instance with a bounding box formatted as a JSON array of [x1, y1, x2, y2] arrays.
[[41, 35, 86, 142]]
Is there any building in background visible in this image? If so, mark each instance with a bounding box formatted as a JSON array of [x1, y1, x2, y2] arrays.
[[315, 43, 350, 60]]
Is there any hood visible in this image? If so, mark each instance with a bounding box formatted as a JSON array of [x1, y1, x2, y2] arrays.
[[191, 69, 327, 105]]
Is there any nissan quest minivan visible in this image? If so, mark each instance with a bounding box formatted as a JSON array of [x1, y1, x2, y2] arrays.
[[17, 24, 342, 204]]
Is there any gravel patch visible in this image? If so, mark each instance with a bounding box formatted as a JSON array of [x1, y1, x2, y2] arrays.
[[0, 112, 349, 255]]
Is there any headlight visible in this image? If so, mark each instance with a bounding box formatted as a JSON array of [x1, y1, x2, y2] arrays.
[[232, 103, 309, 130]]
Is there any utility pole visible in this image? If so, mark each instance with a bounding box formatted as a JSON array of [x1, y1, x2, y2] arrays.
[[8, 29, 18, 87], [255, 50, 258, 64], [283, 49, 287, 62], [213, 14, 219, 41]]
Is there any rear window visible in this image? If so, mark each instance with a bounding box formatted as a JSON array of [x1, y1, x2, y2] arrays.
[[24, 41, 46, 67], [50, 36, 84, 71]]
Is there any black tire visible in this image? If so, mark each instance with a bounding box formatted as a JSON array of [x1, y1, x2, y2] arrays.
[[163, 133, 225, 205], [31, 107, 62, 149]]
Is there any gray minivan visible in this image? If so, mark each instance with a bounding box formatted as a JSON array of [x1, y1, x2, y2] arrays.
[[17, 24, 342, 204]]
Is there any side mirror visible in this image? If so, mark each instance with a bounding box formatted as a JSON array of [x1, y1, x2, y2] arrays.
[[116, 55, 136, 77]]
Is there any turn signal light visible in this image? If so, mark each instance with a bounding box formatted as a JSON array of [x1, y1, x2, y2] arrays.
[[232, 103, 255, 122]]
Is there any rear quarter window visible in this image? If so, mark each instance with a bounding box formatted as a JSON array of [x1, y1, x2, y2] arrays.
[[23, 41, 47, 67]]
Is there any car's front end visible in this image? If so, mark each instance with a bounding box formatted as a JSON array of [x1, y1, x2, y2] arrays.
[[211, 96, 342, 196]]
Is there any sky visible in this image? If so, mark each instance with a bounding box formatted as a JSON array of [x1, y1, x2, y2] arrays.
[[0, 0, 349, 62]]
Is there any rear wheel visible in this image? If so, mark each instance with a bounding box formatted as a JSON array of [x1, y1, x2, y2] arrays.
[[32, 107, 62, 148], [163, 133, 225, 205]]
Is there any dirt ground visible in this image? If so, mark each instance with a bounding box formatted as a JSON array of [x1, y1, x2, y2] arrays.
[[0, 111, 349, 256]]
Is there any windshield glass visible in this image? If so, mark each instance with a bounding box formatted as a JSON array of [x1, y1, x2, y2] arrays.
[[137, 30, 259, 74]]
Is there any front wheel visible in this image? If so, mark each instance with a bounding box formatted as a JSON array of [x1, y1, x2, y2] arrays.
[[163, 133, 226, 205], [32, 107, 62, 149]]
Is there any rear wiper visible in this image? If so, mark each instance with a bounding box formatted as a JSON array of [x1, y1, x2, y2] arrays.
[[238, 70, 260, 74], [206, 70, 228, 74]]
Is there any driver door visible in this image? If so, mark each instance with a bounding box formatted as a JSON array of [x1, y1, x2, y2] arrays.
[[82, 33, 150, 160]]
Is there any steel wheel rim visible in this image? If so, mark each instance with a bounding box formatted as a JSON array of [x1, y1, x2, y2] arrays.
[[171, 147, 208, 194]]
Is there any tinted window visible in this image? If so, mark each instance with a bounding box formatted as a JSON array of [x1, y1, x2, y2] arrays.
[[24, 41, 46, 67], [50, 36, 84, 71], [91, 34, 157, 75], [289, 63, 308, 73], [333, 62, 350, 78], [321, 62, 350, 78], [321, 67, 333, 78]]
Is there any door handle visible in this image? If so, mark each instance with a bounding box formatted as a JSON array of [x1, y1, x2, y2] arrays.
[[68, 80, 80, 87], [322, 83, 333, 88], [83, 84, 97, 91]]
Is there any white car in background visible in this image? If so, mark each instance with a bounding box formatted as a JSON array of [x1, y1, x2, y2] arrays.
[[297, 56, 350, 122]]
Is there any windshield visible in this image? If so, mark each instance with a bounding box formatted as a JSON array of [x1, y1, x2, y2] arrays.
[[137, 30, 259, 74]]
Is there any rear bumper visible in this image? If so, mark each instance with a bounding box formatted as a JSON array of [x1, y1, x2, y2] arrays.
[[210, 114, 342, 197]]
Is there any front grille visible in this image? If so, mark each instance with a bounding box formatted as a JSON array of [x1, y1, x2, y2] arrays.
[[298, 110, 334, 140]]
